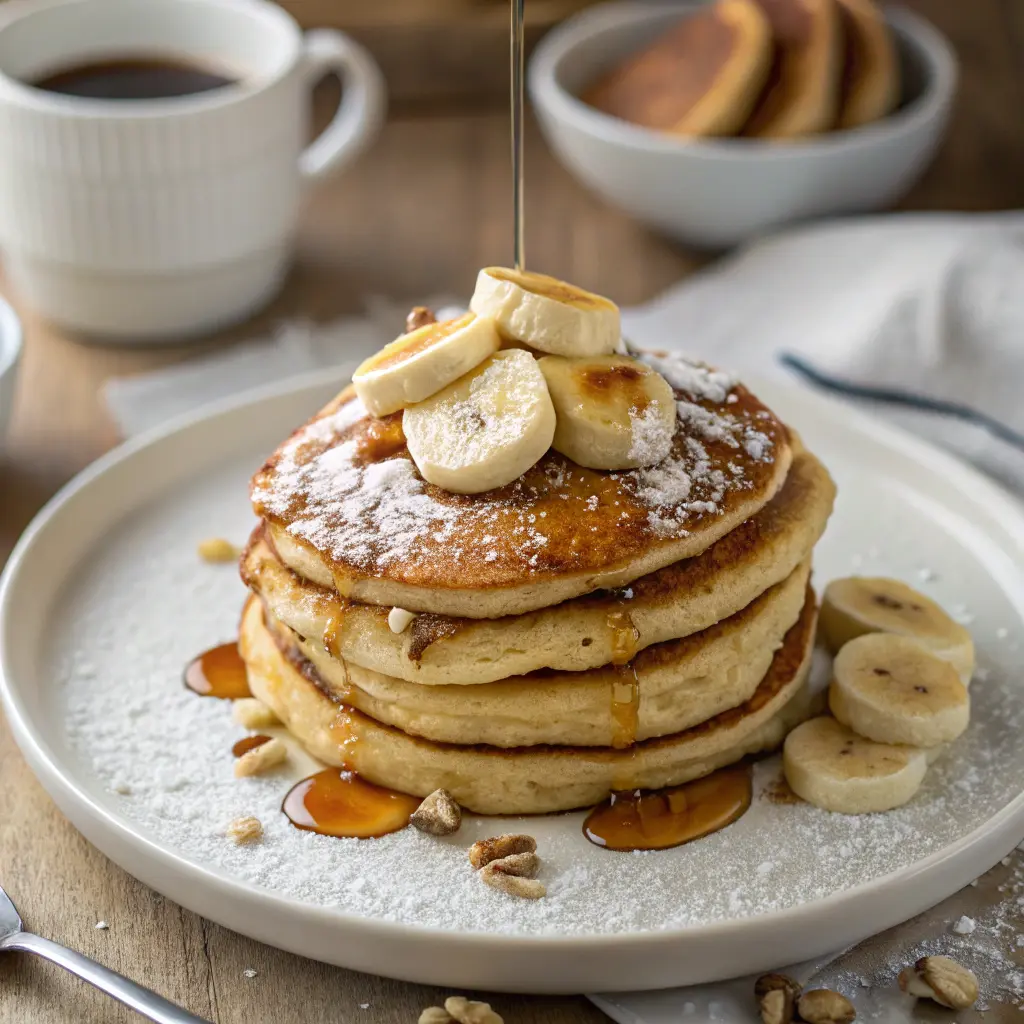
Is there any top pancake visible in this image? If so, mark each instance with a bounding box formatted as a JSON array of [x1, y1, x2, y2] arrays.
[[251, 353, 792, 618]]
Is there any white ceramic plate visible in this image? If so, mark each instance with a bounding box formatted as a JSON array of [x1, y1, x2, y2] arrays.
[[3, 372, 1024, 994]]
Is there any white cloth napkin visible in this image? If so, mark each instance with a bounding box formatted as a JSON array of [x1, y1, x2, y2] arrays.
[[103, 210, 1024, 1022]]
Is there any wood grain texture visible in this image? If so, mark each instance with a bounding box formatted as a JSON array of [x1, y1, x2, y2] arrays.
[[1, 2, 1023, 1019]]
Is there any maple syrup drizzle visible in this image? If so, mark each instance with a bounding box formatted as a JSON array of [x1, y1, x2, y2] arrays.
[[583, 765, 753, 852], [184, 642, 251, 699], [281, 768, 420, 839], [231, 734, 271, 758], [510, 0, 526, 269], [607, 606, 641, 752]]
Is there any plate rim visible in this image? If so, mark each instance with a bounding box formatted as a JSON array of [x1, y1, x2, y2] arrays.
[[3, 369, 1024, 970]]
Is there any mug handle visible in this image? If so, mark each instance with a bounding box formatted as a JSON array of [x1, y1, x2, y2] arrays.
[[299, 29, 386, 183]]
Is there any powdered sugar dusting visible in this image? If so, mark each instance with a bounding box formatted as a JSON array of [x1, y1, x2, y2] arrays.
[[252, 362, 783, 576], [23, 425, 1022, 950], [627, 401, 673, 465], [635, 351, 736, 403]]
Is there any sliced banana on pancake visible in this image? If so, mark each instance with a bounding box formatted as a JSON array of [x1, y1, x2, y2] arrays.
[[352, 313, 501, 417], [783, 715, 927, 814], [404, 349, 556, 494], [829, 633, 969, 747], [819, 577, 975, 683], [539, 355, 675, 470], [469, 267, 620, 357]]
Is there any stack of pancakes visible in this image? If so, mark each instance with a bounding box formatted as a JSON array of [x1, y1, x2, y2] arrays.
[[240, 355, 835, 814]]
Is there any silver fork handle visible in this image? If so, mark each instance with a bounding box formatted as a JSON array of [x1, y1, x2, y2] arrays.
[[2, 931, 211, 1023]]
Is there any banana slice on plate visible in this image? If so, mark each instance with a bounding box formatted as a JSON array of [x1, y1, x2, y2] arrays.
[[404, 349, 556, 494], [469, 267, 620, 357], [819, 577, 975, 684], [539, 355, 675, 470], [352, 313, 501, 417], [829, 633, 970, 748], [783, 716, 928, 814]]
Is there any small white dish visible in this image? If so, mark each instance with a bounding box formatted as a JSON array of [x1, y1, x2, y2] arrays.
[[529, 3, 957, 248], [2, 371, 1023, 993], [0, 295, 22, 442]]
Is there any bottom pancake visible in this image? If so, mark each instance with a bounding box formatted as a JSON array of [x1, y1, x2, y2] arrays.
[[239, 591, 821, 814]]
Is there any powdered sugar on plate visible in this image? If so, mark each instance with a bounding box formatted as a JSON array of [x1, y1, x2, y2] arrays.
[[50, 451, 1024, 940]]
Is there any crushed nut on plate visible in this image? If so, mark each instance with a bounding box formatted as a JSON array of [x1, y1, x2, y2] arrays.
[[898, 955, 979, 1010], [410, 789, 462, 836], [418, 1009, 452, 1024], [480, 856, 546, 900], [444, 995, 504, 1024], [197, 537, 240, 563], [234, 737, 287, 777], [232, 698, 280, 730], [796, 989, 856, 1024], [755, 973, 802, 1001], [759, 988, 794, 1024], [468, 833, 536, 869], [225, 816, 264, 844]]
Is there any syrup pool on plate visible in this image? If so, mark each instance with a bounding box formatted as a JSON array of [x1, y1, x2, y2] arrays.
[[583, 764, 753, 851], [282, 768, 421, 839], [184, 642, 251, 699]]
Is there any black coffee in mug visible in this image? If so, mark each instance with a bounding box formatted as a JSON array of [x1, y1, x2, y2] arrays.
[[32, 56, 236, 100]]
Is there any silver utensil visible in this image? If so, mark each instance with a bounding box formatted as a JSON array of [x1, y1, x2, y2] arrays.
[[0, 882, 210, 1023]]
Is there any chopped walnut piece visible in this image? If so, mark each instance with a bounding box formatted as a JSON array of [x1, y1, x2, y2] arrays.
[[234, 736, 287, 777], [233, 698, 280, 730], [406, 306, 437, 333], [444, 995, 504, 1024], [796, 989, 856, 1024], [197, 538, 240, 563], [755, 974, 802, 1002], [899, 955, 978, 1009], [410, 789, 461, 836], [418, 1009, 453, 1024], [468, 833, 536, 869], [480, 858, 546, 900], [759, 988, 794, 1024], [486, 851, 539, 878], [225, 816, 263, 844]]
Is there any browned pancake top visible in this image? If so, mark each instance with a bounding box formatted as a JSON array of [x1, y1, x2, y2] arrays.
[[251, 353, 787, 592]]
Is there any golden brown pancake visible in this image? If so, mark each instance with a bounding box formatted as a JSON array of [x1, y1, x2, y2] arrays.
[[261, 558, 810, 747], [251, 354, 792, 618], [744, 0, 842, 137], [242, 445, 834, 685], [240, 589, 820, 814], [583, 0, 773, 137], [835, 0, 898, 128]]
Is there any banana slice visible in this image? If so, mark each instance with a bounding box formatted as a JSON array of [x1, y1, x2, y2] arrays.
[[829, 633, 969, 748], [403, 349, 555, 494], [539, 355, 675, 469], [469, 267, 620, 357], [819, 577, 975, 684], [352, 313, 501, 417], [783, 716, 928, 814]]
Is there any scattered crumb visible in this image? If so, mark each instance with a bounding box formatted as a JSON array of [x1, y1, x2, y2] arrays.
[[359, 1003, 370, 1010], [952, 915, 976, 934], [197, 537, 240, 563], [94, 921, 108, 931], [243, 968, 257, 979]]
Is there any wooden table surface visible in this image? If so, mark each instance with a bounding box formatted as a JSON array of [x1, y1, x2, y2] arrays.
[[2, 3, 1024, 1021]]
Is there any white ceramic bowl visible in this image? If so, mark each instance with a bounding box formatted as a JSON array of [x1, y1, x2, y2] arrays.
[[529, 2, 957, 248], [0, 296, 22, 443]]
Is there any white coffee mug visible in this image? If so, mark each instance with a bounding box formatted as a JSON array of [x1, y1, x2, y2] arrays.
[[0, 0, 386, 341]]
